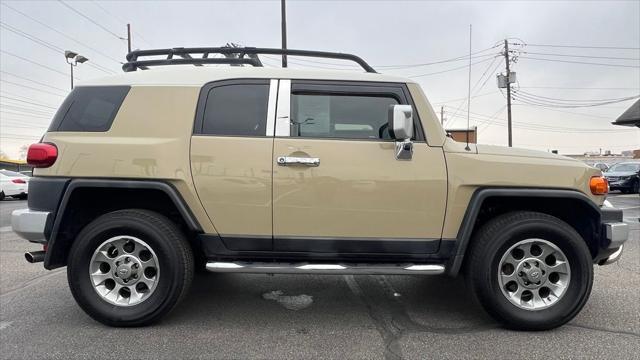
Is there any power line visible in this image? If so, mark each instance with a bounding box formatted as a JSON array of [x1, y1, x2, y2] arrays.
[[512, 91, 639, 108], [431, 91, 498, 105], [518, 86, 640, 90], [1, 50, 76, 78], [520, 56, 640, 68], [91, 1, 154, 47], [478, 106, 507, 134], [0, 95, 58, 109], [512, 103, 612, 119], [447, 111, 632, 133], [57, 0, 124, 40], [0, 104, 54, 116], [0, 71, 68, 93], [444, 56, 502, 126], [1, 110, 53, 120], [0, 91, 60, 108], [0, 21, 116, 75], [0, 79, 67, 97], [523, 43, 640, 50], [521, 51, 640, 61], [1, 2, 124, 64], [376, 51, 500, 69], [516, 90, 640, 103], [409, 57, 497, 78]]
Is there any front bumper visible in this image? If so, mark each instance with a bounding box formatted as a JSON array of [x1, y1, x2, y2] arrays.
[[597, 201, 629, 265], [11, 208, 50, 244]]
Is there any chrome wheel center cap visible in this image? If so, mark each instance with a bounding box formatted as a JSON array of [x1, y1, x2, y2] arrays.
[[116, 265, 132, 278], [113, 255, 142, 285], [516, 258, 548, 289]]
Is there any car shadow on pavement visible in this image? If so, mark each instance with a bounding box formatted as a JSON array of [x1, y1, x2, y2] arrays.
[[167, 272, 496, 334]]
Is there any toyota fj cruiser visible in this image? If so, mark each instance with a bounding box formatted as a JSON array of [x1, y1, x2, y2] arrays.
[[12, 48, 629, 329]]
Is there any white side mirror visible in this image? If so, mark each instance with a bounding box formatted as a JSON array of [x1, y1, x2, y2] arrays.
[[388, 105, 413, 140]]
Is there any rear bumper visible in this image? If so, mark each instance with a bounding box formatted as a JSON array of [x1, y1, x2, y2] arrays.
[[11, 208, 50, 244]]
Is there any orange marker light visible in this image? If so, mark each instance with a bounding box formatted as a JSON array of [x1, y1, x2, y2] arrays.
[[590, 176, 609, 195]]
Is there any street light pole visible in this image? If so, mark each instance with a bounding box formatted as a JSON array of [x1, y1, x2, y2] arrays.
[[70, 62, 74, 89], [64, 50, 89, 90]]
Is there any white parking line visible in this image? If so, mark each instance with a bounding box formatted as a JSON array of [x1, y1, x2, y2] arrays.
[[0, 226, 12, 233], [0, 321, 12, 330]]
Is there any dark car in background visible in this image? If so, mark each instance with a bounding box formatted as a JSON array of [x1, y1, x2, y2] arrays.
[[604, 161, 640, 194]]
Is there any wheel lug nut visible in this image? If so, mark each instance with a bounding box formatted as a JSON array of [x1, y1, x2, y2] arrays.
[[518, 272, 524, 277]]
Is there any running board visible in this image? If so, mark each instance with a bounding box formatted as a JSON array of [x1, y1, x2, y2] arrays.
[[205, 262, 445, 275]]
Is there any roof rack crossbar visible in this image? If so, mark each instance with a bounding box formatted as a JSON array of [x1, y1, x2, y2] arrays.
[[122, 47, 376, 73]]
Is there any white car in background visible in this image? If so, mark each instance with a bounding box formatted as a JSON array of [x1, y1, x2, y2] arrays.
[[0, 169, 29, 200]]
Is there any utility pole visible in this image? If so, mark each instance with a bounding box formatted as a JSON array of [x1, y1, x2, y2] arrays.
[[281, 0, 288, 68], [441, 106, 445, 125], [504, 39, 513, 147], [126, 24, 132, 53]]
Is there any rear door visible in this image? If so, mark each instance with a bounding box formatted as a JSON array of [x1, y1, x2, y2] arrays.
[[190, 79, 277, 251], [271, 80, 448, 254]]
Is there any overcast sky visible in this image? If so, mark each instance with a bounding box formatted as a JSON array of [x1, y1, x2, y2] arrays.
[[1, 0, 638, 159]]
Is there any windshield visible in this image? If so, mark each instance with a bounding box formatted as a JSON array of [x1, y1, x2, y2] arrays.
[[607, 163, 640, 172], [0, 170, 23, 177]]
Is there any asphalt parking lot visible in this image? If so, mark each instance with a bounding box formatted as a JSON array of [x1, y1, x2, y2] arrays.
[[0, 194, 638, 359]]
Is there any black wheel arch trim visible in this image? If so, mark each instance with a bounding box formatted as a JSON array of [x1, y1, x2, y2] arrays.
[[447, 187, 602, 277], [43, 178, 202, 269]]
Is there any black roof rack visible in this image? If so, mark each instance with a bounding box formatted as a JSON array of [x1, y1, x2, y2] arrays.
[[122, 47, 377, 73]]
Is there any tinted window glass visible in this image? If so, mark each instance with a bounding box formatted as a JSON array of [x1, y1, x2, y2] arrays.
[[291, 94, 398, 140], [201, 84, 269, 136], [49, 86, 130, 132]]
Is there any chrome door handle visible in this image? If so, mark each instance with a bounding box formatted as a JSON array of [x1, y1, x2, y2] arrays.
[[277, 156, 320, 167]]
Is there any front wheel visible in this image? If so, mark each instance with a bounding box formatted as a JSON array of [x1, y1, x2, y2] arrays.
[[465, 211, 593, 330], [67, 209, 194, 327]]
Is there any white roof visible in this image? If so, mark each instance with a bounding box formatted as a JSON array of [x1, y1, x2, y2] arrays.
[[79, 66, 415, 87]]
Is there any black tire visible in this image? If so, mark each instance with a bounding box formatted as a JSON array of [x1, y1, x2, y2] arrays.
[[16, 194, 28, 200], [67, 209, 194, 327], [632, 180, 640, 194], [0, 191, 5, 201], [465, 211, 593, 331]]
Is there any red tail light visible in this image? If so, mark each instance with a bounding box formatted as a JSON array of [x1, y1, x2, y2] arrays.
[[11, 178, 26, 184], [27, 143, 58, 168]]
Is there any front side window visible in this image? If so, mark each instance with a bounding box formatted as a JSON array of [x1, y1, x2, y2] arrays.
[[201, 83, 269, 136], [290, 94, 399, 140]]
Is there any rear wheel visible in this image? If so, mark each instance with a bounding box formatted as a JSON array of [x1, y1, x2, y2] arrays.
[[67, 209, 194, 326], [0, 191, 4, 201], [466, 211, 593, 330]]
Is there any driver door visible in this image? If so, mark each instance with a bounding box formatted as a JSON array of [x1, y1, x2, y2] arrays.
[[271, 80, 448, 254]]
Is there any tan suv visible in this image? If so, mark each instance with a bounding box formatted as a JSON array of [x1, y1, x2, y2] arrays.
[[12, 48, 628, 329]]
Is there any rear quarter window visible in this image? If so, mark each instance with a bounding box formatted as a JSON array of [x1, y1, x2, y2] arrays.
[[48, 86, 130, 132]]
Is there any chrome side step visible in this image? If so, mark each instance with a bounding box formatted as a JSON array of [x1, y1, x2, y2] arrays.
[[205, 262, 445, 275]]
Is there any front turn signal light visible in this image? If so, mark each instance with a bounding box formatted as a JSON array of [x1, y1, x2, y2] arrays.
[[590, 176, 609, 195]]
